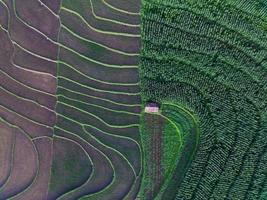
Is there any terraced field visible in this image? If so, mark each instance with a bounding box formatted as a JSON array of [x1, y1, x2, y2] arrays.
[[1, 0, 267, 199], [139, 102, 199, 200], [139, 0, 267, 199], [0, 0, 141, 199]]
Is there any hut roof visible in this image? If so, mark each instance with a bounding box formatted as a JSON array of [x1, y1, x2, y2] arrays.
[[145, 102, 159, 113]]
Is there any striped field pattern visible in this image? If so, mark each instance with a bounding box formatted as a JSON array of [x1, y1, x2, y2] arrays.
[[0, 0, 142, 199], [139, 0, 267, 199], [1, 0, 267, 199]]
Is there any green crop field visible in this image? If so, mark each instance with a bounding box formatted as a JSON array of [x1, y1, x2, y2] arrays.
[[0, 0, 267, 199], [139, 0, 267, 199]]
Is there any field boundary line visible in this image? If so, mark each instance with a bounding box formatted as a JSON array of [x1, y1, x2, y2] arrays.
[[57, 86, 141, 107], [0, 69, 56, 97], [58, 61, 139, 86], [53, 125, 115, 199], [57, 114, 140, 145], [0, 119, 39, 200], [0, 105, 54, 129], [58, 94, 140, 116], [102, 0, 140, 16], [61, 24, 139, 56], [61, 7, 140, 37], [0, 86, 55, 113], [89, 0, 140, 27], [58, 102, 140, 129], [58, 76, 140, 96]]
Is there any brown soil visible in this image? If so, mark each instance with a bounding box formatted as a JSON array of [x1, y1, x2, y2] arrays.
[[0, 106, 53, 138], [13, 46, 57, 76], [59, 27, 138, 65], [144, 113, 165, 199], [0, 88, 56, 126], [12, 137, 53, 200], [0, 2, 8, 30], [40, 0, 61, 14], [0, 127, 38, 199], [0, 71, 56, 109], [47, 136, 92, 200], [58, 62, 139, 93], [0, 122, 15, 187], [58, 77, 140, 105], [15, 0, 60, 40]]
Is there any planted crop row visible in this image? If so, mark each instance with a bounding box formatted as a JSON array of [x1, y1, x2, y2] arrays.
[[140, 0, 267, 199]]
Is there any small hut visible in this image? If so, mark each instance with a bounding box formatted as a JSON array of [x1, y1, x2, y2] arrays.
[[145, 102, 160, 113]]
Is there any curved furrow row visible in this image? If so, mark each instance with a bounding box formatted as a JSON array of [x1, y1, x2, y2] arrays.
[[0, 105, 53, 138], [0, 0, 57, 101], [57, 86, 141, 112], [0, 0, 9, 30], [59, 27, 138, 66], [13, 0, 141, 85], [10, 137, 53, 200], [142, 25, 267, 90], [103, 0, 140, 15], [0, 121, 16, 189], [61, 24, 139, 56], [47, 135, 93, 200], [62, 0, 139, 33], [58, 51, 139, 83], [58, 95, 139, 117], [140, 1, 267, 199], [60, 6, 139, 36], [60, 9, 140, 54], [57, 66, 139, 93], [1, 0, 142, 199], [0, 87, 55, 124], [0, 0, 58, 198], [0, 69, 56, 109], [49, 0, 142, 199], [0, 120, 39, 200], [53, 115, 136, 199], [56, 102, 139, 129], [90, 0, 140, 26], [54, 126, 114, 200], [142, 49, 264, 200], [39, 0, 61, 15]]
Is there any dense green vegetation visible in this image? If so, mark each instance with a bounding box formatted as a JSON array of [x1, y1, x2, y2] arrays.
[[139, 102, 200, 200], [1, 0, 267, 199], [161, 114, 181, 178], [139, 0, 267, 199]]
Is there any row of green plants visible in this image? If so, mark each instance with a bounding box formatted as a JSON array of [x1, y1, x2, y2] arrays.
[[139, 0, 267, 199]]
